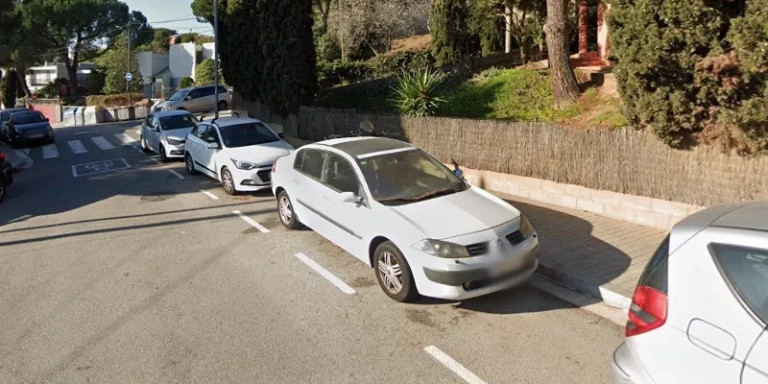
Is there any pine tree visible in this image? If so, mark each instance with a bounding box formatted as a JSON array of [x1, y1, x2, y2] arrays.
[[1, 69, 17, 108]]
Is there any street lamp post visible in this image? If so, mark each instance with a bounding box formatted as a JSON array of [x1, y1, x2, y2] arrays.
[[213, 0, 220, 120]]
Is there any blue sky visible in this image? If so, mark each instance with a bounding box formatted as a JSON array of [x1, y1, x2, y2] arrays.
[[124, 0, 213, 35]]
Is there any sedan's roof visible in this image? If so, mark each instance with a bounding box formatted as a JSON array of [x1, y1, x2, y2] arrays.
[[323, 137, 413, 158], [675, 201, 768, 235], [152, 110, 193, 117]]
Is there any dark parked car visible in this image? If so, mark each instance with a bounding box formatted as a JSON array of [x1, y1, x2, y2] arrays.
[[3, 110, 54, 147], [0, 151, 13, 203], [0, 108, 29, 141]]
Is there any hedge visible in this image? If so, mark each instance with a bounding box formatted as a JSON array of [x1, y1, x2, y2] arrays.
[[85, 93, 146, 107]]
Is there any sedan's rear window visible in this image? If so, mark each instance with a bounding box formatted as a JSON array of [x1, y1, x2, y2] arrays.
[[710, 243, 768, 324]]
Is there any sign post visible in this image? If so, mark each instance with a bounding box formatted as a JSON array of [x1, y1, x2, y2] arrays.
[[125, 72, 133, 106]]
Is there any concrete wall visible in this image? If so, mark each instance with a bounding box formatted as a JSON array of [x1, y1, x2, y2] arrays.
[[201, 43, 215, 61], [136, 52, 169, 84]]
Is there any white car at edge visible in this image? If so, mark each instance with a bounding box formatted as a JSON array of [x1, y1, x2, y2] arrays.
[[184, 117, 294, 194], [270, 136, 540, 301]]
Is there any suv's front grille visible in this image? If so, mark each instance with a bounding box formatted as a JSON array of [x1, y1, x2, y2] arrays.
[[466, 242, 488, 256], [505, 230, 525, 246]]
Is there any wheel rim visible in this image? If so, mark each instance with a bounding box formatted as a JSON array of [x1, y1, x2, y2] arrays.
[[159, 146, 166, 159], [223, 170, 233, 191], [377, 251, 403, 294], [141, 137, 147, 149], [186, 156, 193, 172], [278, 195, 292, 223]]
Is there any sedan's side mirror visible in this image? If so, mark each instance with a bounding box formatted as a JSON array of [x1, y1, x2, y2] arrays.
[[339, 191, 362, 204], [207, 142, 220, 150], [185, 95, 192, 100], [278, 133, 284, 139]]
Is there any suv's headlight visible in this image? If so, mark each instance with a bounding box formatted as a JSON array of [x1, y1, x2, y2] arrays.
[[166, 138, 184, 145], [520, 214, 535, 239], [412, 239, 470, 258], [231, 158, 259, 170]]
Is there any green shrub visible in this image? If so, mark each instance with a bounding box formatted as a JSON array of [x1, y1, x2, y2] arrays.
[[195, 58, 223, 86], [315, 33, 341, 63], [179, 77, 195, 88], [85, 93, 145, 107], [390, 68, 446, 117], [317, 60, 370, 88], [35, 78, 70, 98], [367, 51, 435, 78]]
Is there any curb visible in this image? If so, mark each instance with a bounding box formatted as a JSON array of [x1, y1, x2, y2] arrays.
[[536, 262, 631, 311]]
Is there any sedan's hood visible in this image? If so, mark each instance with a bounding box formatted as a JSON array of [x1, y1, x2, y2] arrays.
[[164, 127, 193, 140], [390, 188, 520, 240], [224, 140, 291, 166], [14, 122, 50, 131]]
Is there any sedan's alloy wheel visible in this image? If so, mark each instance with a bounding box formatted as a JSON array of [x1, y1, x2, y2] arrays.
[[378, 251, 403, 294], [278, 195, 292, 224]]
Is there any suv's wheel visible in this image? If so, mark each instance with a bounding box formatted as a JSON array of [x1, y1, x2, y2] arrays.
[[140, 136, 150, 153], [158, 144, 168, 162], [221, 167, 236, 195], [374, 241, 417, 302], [277, 190, 300, 229], [185, 153, 198, 175], [218, 100, 228, 111]]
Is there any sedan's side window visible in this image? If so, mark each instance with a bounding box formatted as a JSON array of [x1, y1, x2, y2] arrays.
[[323, 153, 360, 194], [153, 116, 162, 130], [201, 126, 219, 144], [296, 149, 325, 180], [145, 116, 154, 127]]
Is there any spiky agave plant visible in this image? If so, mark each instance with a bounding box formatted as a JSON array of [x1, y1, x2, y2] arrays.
[[390, 68, 446, 117]]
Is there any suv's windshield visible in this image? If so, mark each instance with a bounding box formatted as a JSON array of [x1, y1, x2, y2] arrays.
[[11, 112, 46, 125], [358, 148, 467, 205], [168, 89, 187, 101], [219, 122, 280, 148], [160, 114, 197, 130]]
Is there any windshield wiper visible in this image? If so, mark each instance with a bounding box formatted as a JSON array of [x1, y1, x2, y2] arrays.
[[411, 188, 459, 202]]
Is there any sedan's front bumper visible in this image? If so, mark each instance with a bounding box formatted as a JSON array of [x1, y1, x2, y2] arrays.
[[410, 222, 540, 301], [162, 142, 186, 158]]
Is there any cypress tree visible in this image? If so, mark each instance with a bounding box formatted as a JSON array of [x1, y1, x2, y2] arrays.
[[431, 0, 477, 66]]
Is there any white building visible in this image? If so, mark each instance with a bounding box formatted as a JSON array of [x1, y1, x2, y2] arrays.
[[138, 42, 219, 98], [25, 61, 96, 93]]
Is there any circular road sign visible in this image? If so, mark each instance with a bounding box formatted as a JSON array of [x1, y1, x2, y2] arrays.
[[125, 72, 133, 82]]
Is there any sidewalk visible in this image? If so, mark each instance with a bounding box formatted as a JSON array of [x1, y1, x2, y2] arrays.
[[499, 192, 667, 310]]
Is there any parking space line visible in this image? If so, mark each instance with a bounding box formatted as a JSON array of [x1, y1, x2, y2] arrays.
[[295, 253, 356, 295], [200, 190, 219, 200], [233, 210, 270, 233], [149, 157, 162, 165], [91, 136, 115, 150], [67, 140, 88, 154], [424, 345, 488, 384], [42, 144, 59, 159], [168, 169, 185, 179]]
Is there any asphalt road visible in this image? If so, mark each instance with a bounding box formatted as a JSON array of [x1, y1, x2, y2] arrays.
[[0, 122, 623, 384]]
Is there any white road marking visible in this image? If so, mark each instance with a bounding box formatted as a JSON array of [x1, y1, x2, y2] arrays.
[[42, 144, 59, 159], [149, 157, 162, 165], [424, 345, 488, 384], [294, 253, 356, 295], [71, 158, 130, 178], [233, 210, 270, 233], [114, 133, 137, 145], [200, 190, 219, 200], [67, 140, 87, 154], [91, 136, 115, 150], [168, 169, 184, 179]]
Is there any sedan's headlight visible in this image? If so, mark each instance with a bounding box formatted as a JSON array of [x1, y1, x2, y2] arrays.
[[231, 158, 259, 170], [412, 239, 470, 258], [166, 138, 184, 145], [520, 214, 535, 239]]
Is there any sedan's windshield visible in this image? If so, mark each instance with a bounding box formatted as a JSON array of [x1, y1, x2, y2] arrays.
[[160, 114, 197, 130], [219, 122, 280, 148], [11, 112, 46, 125], [358, 149, 467, 205], [167, 90, 187, 101]]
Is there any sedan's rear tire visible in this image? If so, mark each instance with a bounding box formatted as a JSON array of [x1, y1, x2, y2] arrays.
[[221, 167, 237, 195], [185, 153, 199, 175], [277, 190, 300, 230], [374, 241, 417, 302]]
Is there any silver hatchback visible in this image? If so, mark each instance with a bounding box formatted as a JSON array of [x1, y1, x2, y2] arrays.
[[611, 201, 768, 384]]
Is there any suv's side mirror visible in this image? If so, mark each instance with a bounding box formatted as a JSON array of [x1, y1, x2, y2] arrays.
[[207, 142, 220, 150], [185, 95, 192, 100], [45, 117, 49, 122]]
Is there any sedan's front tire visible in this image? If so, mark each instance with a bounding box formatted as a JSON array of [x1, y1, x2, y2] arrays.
[[158, 144, 168, 162], [374, 241, 417, 302], [221, 167, 237, 195], [185, 153, 199, 175], [277, 190, 300, 229], [140, 136, 150, 153]]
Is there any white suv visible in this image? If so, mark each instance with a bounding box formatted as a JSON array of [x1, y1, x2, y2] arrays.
[[611, 201, 768, 384], [184, 117, 294, 195]]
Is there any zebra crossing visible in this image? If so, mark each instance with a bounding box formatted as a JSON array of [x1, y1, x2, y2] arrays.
[[21, 130, 143, 160]]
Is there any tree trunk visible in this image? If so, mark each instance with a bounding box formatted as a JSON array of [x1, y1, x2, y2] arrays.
[[544, 0, 580, 108], [15, 67, 32, 97]]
